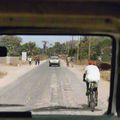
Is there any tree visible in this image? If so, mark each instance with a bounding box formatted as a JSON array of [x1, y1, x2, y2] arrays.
[[54, 42, 62, 54], [98, 38, 112, 62], [0, 35, 22, 56], [21, 42, 41, 56], [68, 47, 76, 56], [79, 36, 112, 62], [47, 42, 66, 56]]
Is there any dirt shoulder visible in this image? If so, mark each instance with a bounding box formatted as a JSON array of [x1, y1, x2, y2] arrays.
[[0, 60, 46, 88], [61, 59, 110, 113]]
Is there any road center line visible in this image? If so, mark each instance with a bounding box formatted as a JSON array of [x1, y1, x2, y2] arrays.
[[50, 73, 59, 106]]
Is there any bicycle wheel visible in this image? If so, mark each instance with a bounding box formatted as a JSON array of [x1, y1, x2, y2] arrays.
[[87, 94, 90, 107], [95, 89, 98, 106], [90, 93, 95, 112]]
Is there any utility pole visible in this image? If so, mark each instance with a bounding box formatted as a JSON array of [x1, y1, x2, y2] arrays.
[[72, 36, 73, 48], [64, 42, 67, 60], [71, 35, 74, 57], [88, 37, 91, 60], [49, 43, 53, 56], [77, 36, 80, 62], [42, 41, 48, 54]]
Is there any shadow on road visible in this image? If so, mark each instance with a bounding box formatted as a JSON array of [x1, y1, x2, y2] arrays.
[[80, 104, 102, 111], [31, 104, 102, 112]]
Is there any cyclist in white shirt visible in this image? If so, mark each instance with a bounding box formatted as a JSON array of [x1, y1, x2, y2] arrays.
[[83, 60, 100, 104]]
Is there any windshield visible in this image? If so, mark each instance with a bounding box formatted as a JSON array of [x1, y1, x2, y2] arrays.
[[50, 56, 59, 59], [0, 35, 112, 116]]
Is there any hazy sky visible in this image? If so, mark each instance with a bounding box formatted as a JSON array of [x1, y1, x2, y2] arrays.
[[18, 35, 80, 48]]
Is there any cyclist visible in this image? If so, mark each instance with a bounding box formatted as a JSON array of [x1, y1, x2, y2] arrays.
[[66, 56, 70, 67], [83, 60, 100, 105], [70, 56, 74, 67]]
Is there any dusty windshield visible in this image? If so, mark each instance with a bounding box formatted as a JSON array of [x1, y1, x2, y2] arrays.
[[0, 35, 112, 116]]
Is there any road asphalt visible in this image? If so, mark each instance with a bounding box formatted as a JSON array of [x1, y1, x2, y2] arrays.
[[0, 60, 109, 116]]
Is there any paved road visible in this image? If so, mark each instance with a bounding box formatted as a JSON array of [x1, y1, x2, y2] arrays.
[[0, 61, 109, 115]]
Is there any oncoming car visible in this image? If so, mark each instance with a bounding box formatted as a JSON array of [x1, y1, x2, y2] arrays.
[[49, 56, 60, 67]]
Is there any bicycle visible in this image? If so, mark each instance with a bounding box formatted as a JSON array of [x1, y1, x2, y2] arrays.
[[87, 82, 98, 112]]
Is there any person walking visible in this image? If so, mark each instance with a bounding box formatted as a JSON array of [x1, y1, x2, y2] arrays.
[[28, 57, 32, 65]]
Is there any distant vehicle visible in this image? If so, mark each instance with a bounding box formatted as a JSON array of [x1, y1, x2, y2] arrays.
[[49, 56, 60, 67]]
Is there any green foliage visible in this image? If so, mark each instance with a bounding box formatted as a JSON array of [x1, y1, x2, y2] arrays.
[[0, 35, 41, 57], [0, 35, 22, 56], [47, 36, 112, 64], [79, 40, 89, 59], [97, 37, 112, 62], [21, 42, 41, 56], [0, 35, 111, 63], [68, 47, 76, 57], [47, 42, 66, 56], [79, 36, 112, 62]]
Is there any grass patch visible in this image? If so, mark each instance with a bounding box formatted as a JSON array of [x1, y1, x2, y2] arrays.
[[100, 70, 110, 81]]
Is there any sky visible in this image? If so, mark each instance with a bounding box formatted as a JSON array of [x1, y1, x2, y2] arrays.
[[18, 35, 81, 48]]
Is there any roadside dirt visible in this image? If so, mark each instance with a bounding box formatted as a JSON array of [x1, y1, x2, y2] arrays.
[[0, 60, 46, 88]]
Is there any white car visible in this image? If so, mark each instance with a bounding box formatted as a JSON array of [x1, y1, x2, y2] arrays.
[[49, 56, 60, 67]]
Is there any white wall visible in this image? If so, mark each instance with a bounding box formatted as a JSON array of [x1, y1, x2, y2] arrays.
[[0, 57, 20, 65]]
